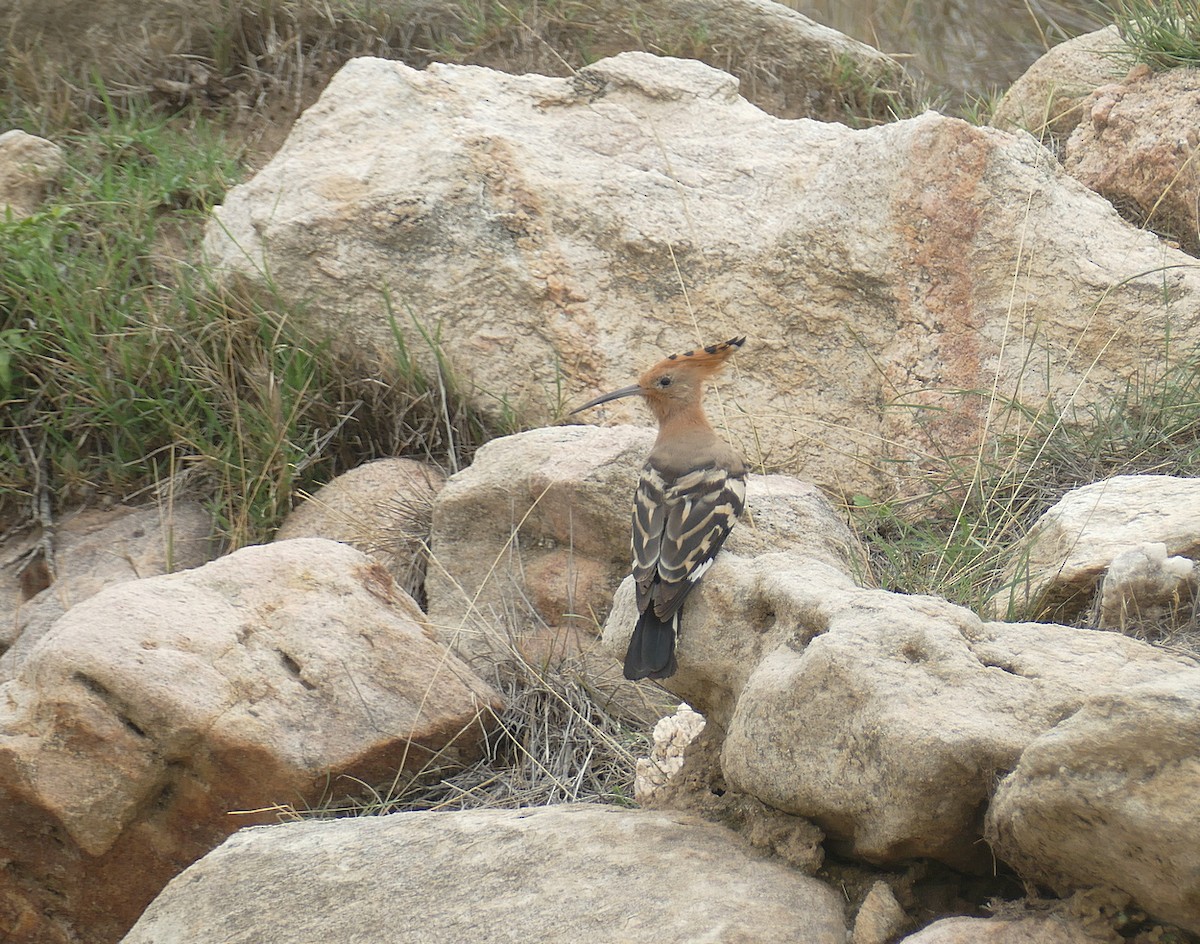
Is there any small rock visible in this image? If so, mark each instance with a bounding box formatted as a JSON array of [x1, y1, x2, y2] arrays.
[[853, 880, 908, 944], [1097, 542, 1195, 632], [634, 704, 706, 803], [992, 475, 1200, 623], [0, 129, 64, 217], [275, 457, 447, 605], [426, 425, 654, 670]]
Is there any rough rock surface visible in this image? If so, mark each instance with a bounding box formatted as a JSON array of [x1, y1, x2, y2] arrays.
[[634, 704, 706, 803], [900, 913, 1117, 944], [426, 424, 861, 671], [0, 538, 501, 944], [994, 475, 1200, 623], [275, 457, 446, 604], [0, 129, 64, 217], [426, 425, 654, 668], [602, 554, 1195, 870], [121, 805, 849, 944], [0, 502, 217, 681], [991, 26, 1129, 151], [987, 673, 1200, 935], [1065, 66, 1200, 255], [204, 52, 1200, 498]]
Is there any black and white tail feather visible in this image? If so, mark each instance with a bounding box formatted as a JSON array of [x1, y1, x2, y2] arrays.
[[625, 459, 747, 680]]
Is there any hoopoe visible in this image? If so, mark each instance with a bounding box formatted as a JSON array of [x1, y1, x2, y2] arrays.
[[572, 337, 747, 680]]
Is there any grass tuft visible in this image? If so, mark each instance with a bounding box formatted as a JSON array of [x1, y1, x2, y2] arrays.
[[852, 336, 1200, 656], [1106, 0, 1200, 70], [0, 102, 512, 548], [284, 647, 653, 819]]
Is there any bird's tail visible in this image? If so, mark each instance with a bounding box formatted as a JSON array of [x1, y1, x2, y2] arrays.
[[623, 608, 679, 680]]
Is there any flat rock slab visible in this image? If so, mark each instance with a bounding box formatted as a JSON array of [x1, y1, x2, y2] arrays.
[[122, 805, 848, 944]]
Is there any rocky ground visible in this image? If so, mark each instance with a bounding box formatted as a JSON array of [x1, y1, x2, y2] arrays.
[[3, 2, 1200, 943]]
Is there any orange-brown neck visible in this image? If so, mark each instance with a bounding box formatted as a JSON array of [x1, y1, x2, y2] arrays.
[[645, 391, 714, 435]]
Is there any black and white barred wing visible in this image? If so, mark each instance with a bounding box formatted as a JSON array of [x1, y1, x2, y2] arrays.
[[632, 461, 746, 618]]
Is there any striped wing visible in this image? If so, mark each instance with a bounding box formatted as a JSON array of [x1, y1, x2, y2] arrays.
[[632, 461, 746, 619]]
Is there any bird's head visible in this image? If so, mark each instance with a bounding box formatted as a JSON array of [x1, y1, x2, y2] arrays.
[[571, 336, 745, 423]]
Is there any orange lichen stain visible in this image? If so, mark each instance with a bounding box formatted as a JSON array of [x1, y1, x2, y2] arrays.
[[355, 562, 403, 607], [890, 120, 994, 454]]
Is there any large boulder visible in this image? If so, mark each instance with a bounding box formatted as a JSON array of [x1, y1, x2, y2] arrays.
[[986, 673, 1200, 935], [204, 52, 1200, 499], [121, 805, 850, 944], [601, 553, 1193, 871], [0, 538, 501, 944]]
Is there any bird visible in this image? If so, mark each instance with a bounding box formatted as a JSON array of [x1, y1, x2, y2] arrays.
[[571, 336, 747, 680]]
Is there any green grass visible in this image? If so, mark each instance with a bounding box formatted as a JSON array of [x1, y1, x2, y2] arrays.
[[1107, 0, 1200, 69], [851, 336, 1200, 647], [0, 97, 511, 548]]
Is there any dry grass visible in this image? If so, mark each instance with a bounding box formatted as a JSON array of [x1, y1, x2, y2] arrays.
[[2, 0, 916, 136], [335, 650, 652, 815]]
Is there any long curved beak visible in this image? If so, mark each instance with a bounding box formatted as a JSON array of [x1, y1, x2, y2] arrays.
[[570, 384, 642, 415]]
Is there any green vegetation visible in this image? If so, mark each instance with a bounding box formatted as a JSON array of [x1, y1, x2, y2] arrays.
[[852, 337, 1200, 647], [1107, 0, 1200, 69], [0, 94, 510, 548]]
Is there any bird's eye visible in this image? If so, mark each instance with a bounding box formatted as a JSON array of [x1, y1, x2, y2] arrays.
[[657, 376, 672, 388]]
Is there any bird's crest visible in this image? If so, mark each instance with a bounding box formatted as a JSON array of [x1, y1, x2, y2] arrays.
[[570, 336, 745, 416], [643, 335, 745, 382]]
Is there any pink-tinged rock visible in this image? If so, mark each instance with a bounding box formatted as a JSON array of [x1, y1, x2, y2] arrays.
[[0, 538, 501, 944], [206, 52, 1200, 499], [1066, 66, 1200, 254]]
